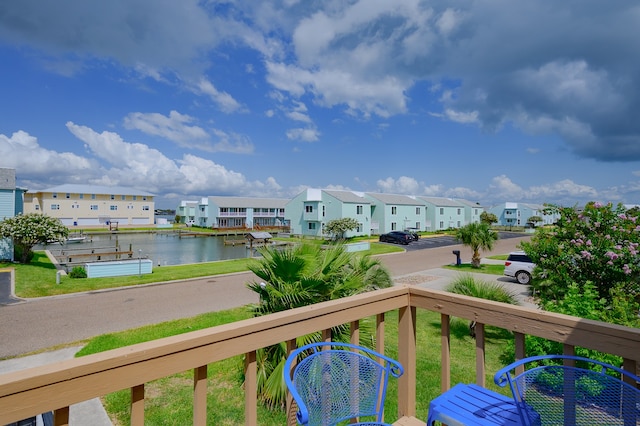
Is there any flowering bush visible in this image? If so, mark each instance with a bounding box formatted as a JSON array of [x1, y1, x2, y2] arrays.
[[522, 202, 640, 307], [0, 213, 68, 263]]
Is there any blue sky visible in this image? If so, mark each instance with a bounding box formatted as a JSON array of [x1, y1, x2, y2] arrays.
[[1, 1, 639, 209]]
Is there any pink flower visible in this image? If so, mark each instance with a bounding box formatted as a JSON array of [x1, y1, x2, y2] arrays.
[[622, 264, 631, 275], [605, 251, 619, 260], [580, 250, 592, 260], [585, 239, 592, 246]]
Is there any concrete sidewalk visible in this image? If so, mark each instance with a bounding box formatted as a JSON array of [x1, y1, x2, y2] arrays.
[[0, 347, 113, 425]]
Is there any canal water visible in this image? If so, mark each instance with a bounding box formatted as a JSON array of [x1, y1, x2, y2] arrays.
[[50, 232, 255, 266]]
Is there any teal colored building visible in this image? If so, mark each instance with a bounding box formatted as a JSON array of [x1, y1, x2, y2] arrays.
[[285, 189, 371, 237], [365, 192, 425, 234]]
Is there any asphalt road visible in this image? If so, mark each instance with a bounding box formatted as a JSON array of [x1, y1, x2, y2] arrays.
[[0, 234, 531, 359]]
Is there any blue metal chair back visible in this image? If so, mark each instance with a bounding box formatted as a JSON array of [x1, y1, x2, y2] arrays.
[[283, 342, 404, 426], [494, 355, 640, 426]]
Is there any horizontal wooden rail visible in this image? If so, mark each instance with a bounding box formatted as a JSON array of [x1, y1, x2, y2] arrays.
[[0, 287, 408, 423], [1, 285, 639, 424]]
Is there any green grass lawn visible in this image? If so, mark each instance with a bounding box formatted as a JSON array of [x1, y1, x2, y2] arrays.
[[443, 263, 505, 275], [0, 242, 404, 298], [77, 307, 515, 425]]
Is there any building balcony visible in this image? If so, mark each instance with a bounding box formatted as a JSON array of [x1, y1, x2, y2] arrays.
[[1, 286, 638, 425]]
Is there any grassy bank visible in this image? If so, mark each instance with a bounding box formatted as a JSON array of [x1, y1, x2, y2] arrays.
[[77, 307, 514, 425], [0, 242, 404, 298]]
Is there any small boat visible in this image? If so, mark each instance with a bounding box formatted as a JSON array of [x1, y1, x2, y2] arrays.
[[65, 235, 87, 244]]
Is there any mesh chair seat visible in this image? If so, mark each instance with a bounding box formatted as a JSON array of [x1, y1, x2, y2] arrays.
[[494, 355, 640, 426], [284, 342, 403, 426]]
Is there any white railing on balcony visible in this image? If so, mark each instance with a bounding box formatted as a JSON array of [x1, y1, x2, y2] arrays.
[[1, 286, 639, 425]]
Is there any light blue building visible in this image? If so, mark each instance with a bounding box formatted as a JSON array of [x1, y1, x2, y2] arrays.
[[418, 197, 466, 231], [178, 196, 288, 229], [285, 189, 371, 238], [0, 168, 27, 260], [456, 199, 485, 226], [488, 202, 558, 227], [365, 193, 425, 234]]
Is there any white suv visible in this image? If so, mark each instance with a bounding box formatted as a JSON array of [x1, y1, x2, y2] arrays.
[[504, 251, 535, 284]]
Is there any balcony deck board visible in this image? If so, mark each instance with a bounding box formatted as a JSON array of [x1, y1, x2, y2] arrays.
[[394, 416, 425, 426]]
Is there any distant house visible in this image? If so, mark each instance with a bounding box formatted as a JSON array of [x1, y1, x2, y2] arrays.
[[177, 196, 288, 229], [418, 197, 466, 231], [0, 168, 28, 260], [365, 192, 425, 234], [285, 189, 371, 238], [23, 184, 155, 227], [488, 202, 558, 227], [455, 199, 485, 226], [176, 200, 199, 225]]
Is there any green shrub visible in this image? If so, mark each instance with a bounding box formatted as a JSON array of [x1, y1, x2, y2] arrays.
[[69, 266, 87, 279]]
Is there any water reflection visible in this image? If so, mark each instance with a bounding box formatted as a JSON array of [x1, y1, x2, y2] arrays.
[[47, 232, 255, 266]]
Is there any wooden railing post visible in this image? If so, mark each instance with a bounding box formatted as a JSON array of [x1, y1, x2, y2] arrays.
[[244, 352, 257, 426], [622, 358, 637, 426], [514, 332, 526, 376], [53, 406, 69, 426], [285, 339, 298, 426], [350, 320, 360, 345], [441, 313, 451, 392], [131, 384, 145, 426], [193, 365, 208, 425], [398, 305, 416, 418], [475, 322, 485, 387]]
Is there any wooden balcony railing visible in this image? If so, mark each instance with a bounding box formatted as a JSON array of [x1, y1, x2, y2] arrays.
[[1, 286, 639, 425]]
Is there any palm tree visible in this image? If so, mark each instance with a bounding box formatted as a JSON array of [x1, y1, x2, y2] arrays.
[[244, 243, 392, 408], [454, 222, 498, 268]]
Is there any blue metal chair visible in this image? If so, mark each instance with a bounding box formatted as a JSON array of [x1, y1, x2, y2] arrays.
[[494, 354, 640, 426], [283, 342, 404, 426], [427, 354, 640, 425]]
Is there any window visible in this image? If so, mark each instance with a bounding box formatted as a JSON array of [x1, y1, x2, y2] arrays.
[[322, 205, 325, 217], [121, 195, 126, 200], [356, 205, 363, 214], [391, 222, 397, 230], [110, 195, 115, 200], [51, 204, 60, 210], [142, 196, 147, 201], [110, 205, 118, 211], [52, 193, 58, 199], [457, 221, 461, 227], [308, 222, 316, 230], [439, 221, 444, 228], [65, 193, 70, 199], [133, 196, 137, 201], [35, 205, 40, 210], [90, 205, 98, 210], [143, 206, 150, 211], [356, 223, 363, 232], [91, 194, 96, 199], [439, 208, 444, 215], [457, 208, 461, 215], [305, 205, 313, 213], [79, 194, 84, 199], [391, 206, 397, 215], [474, 209, 478, 215], [416, 207, 420, 214]]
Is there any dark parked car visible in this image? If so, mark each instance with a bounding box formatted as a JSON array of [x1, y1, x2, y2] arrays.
[[403, 228, 420, 241], [379, 231, 413, 245]]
